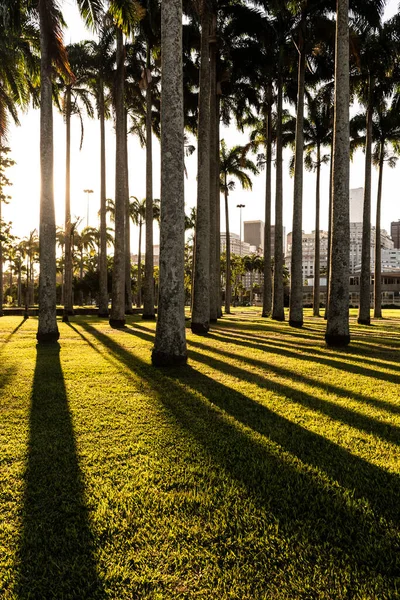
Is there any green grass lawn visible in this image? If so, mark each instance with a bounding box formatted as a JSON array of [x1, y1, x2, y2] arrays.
[[1, 309, 399, 599]]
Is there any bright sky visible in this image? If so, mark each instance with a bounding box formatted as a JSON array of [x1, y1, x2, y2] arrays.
[[4, 0, 400, 251]]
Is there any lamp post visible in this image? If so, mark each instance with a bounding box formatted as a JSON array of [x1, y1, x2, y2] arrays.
[[84, 189, 94, 228], [237, 203, 245, 256]]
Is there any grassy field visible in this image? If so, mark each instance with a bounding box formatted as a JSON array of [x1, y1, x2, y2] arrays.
[[0, 309, 399, 599]]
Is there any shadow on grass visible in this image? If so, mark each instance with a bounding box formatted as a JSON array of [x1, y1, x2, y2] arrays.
[[16, 343, 104, 599], [0, 318, 26, 348], [77, 321, 400, 584]]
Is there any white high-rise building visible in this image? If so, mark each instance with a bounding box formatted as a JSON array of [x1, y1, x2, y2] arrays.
[[350, 187, 364, 223]]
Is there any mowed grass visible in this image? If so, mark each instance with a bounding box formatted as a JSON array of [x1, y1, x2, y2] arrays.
[[0, 309, 400, 599]]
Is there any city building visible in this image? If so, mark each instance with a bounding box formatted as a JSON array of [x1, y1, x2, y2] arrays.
[[350, 224, 393, 273], [243, 220, 264, 251], [391, 220, 400, 249], [350, 187, 364, 222], [220, 232, 251, 256], [286, 231, 329, 278]]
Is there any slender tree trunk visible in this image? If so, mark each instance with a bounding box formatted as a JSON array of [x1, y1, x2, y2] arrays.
[[37, 1, 59, 342], [143, 44, 156, 320], [358, 77, 373, 325], [124, 108, 133, 314], [289, 23, 306, 328], [152, 0, 187, 366], [325, 0, 350, 347], [137, 221, 142, 307], [313, 145, 321, 317], [374, 143, 384, 319], [272, 54, 285, 321], [17, 266, 21, 306], [262, 90, 273, 317], [209, 12, 218, 323], [98, 80, 109, 317], [216, 97, 222, 317], [63, 87, 73, 322], [0, 164, 3, 316], [191, 5, 211, 335], [110, 26, 126, 328], [224, 187, 231, 313], [324, 144, 333, 319]]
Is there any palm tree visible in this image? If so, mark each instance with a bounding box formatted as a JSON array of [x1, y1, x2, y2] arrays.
[[34, 0, 101, 343], [219, 139, 258, 315], [303, 90, 332, 317], [58, 42, 94, 322], [191, 1, 211, 336], [152, 0, 187, 366], [85, 18, 115, 317], [325, 0, 350, 347]]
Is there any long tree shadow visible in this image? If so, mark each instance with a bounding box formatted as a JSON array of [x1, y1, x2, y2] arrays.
[[16, 343, 104, 599], [78, 322, 400, 586], [133, 322, 400, 420], [0, 318, 26, 348]]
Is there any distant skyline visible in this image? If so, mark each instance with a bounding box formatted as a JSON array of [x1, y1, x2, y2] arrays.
[[3, 0, 400, 250]]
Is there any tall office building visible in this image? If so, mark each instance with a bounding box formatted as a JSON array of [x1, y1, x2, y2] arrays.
[[243, 220, 264, 251], [350, 187, 364, 223], [391, 221, 400, 249]]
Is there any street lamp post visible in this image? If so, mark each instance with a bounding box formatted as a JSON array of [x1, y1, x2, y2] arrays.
[[237, 203, 245, 256], [84, 189, 94, 228]]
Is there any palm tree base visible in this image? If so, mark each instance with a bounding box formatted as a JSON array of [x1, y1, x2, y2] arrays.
[[62, 313, 69, 323], [289, 319, 303, 328], [325, 333, 350, 347], [142, 314, 156, 321], [109, 318, 126, 329], [271, 315, 285, 322], [36, 330, 60, 344], [357, 317, 371, 325], [191, 322, 209, 335], [98, 310, 109, 318], [151, 350, 188, 367]]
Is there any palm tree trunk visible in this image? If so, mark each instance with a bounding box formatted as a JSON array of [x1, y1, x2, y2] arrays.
[[262, 87, 273, 318], [0, 160, 3, 316], [191, 5, 210, 335], [224, 187, 231, 313], [124, 108, 133, 314], [143, 44, 156, 320], [63, 87, 73, 322], [98, 80, 109, 317], [209, 12, 218, 323], [313, 145, 321, 317], [17, 265, 22, 307], [325, 0, 350, 347], [152, 0, 187, 366], [216, 96, 222, 317], [137, 221, 142, 307], [358, 76, 373, 325], [272, 53, 285, 321], [374, 143, 384, 319], [324, 143, 333, 319], [37, 0, 59, 343], [110, 26, 126, 328], [289, 23, 306, 328]]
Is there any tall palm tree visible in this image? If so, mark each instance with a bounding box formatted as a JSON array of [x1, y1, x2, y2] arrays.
[[152, 0, 187, 366], [303, 90, 332, 317], [325, 0, 350, 347], [58, 42, 94, 322], [85, 18, 115, 317], [191, 0, 211, 336], [219, 139, 258, 314], [34, 0, 101, 343]]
